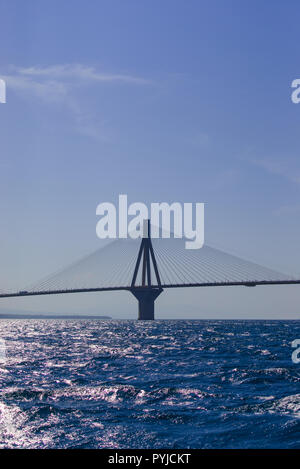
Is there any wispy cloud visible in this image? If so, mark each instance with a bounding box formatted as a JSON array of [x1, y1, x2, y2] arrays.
[[17, 64, 152, 85], [188, 131, 211, 148], [3, 70, 67, 99], [249, 157, 300, 184], [273, 205, 300, 216], [2, 64, 152, 140]]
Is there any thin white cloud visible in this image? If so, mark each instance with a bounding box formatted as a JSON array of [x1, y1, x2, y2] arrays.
[[3, 74, 68, 104], [273, 205, 300, 216], [188, 131, 210, 148], [250, 157, 300, 184], [2, 64, 152, 140], [15, 64, 152, 85]]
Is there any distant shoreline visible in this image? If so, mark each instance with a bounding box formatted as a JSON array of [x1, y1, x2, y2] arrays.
[[0, 315, 298, 320], [0, 314, 112, 320]]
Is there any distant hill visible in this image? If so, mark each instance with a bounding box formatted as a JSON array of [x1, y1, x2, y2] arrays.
[[0, 309, 111, 319]]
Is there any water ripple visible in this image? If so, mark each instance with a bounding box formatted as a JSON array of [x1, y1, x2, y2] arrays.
[[0, 319, 299, 448]]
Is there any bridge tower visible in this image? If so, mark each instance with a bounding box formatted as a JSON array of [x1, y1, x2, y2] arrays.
[[130, 220, 163, 320]]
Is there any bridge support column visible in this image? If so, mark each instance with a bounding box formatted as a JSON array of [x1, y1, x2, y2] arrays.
[[130, 288, 163, 320]]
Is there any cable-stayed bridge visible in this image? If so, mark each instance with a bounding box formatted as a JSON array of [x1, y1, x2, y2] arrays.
[[0, 220, 299, 319]]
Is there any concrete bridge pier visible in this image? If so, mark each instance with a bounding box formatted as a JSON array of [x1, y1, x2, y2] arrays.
[[130, 220, 163, 320], [130, 288, 163, 320]]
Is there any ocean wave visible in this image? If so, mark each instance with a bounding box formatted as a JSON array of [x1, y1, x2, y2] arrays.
[[0, 319, 299, 448]]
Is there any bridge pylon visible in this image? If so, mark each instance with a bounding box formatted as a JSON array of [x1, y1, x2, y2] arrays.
[[130, 220, 163, 320]]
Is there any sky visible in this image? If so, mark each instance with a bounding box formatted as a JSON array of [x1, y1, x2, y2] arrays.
[[0, 0, 300, 318]]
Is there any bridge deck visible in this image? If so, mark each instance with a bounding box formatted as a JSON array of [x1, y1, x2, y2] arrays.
[[1, 279, 300, 298]]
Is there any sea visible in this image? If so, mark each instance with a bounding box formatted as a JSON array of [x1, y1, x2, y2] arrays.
[[0, 319, 299, 449]]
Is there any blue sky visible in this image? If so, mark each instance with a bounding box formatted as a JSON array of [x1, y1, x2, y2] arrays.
[[0, 0, 300, 318]]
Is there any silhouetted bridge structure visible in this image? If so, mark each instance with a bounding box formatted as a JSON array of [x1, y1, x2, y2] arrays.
[[1, 221, 299, 319]]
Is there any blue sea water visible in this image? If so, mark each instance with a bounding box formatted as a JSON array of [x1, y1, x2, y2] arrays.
[[0, 319, 299, 449]]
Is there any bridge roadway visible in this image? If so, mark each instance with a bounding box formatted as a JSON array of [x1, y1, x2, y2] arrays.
[[1, 279, 300, 299]]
